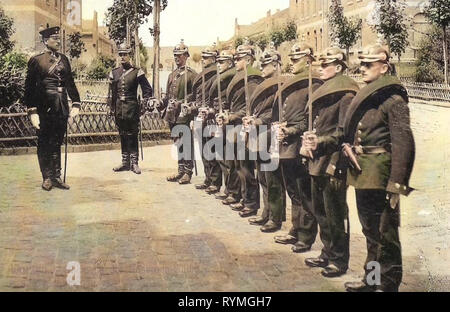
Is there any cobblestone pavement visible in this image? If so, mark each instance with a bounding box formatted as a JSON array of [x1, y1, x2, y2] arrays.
[[0, 103, 448, 292]]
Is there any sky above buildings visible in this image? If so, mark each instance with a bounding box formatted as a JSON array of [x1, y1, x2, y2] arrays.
[[82, 0, 290, 47]]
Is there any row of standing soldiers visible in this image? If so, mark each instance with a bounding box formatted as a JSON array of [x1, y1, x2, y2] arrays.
[[158, 40, 415, 292], [24, 25, 415, 292]]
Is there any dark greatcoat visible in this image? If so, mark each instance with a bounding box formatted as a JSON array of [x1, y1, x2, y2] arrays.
[[343, 75, 415, 195]]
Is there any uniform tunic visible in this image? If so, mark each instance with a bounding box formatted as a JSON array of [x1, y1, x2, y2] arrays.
[[24, 49, 80, 180], [109, 65, 153, 136]]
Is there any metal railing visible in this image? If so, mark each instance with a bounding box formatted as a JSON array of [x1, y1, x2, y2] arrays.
[[348, 75, 450, 104], [0, 100, 169, 149]]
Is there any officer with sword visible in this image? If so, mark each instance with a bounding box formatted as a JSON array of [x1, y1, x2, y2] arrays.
[[25, 26, 81, 191]]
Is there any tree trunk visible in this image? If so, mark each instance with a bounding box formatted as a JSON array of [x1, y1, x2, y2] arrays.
[[153, 0, 161, 100], [444, 26, 449, 85], [346, 47, 349, 66]]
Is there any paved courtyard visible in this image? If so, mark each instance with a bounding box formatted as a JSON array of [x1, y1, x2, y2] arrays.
[[0, 102, 449, 292]]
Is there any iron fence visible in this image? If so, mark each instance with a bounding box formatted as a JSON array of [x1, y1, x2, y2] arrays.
[[0, 100, 169, 149]]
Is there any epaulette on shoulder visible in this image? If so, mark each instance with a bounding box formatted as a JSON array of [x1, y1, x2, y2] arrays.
[[33, 51, 46, 58]]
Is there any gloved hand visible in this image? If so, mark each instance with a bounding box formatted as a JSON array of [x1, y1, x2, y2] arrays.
[[69, 107, 80, 118], [216, 111, 229, 125], [30, 113, 40, 130], [302, 130, 318, 151], [387, 193, 400, 209]]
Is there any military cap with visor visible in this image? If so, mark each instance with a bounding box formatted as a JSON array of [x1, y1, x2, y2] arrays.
[[39, 26, 60, 39], [217, 50, 235, 62], [289, 43, 315, 61], [235, 38, 255, 60], [117, 42, 132, 54], [260, 49, 282, 66], [358, 45, 390, 64], [173, 39, 190, 56], [202, 43, 219, 58], [319, 47, 348, 68]]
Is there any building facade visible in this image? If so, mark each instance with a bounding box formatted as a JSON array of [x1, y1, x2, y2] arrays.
[[2, 0, 114, 62], [233, 0, 431, 62]]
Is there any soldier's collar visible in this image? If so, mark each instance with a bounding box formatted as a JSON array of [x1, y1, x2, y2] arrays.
[[44, 48, 58, 58]]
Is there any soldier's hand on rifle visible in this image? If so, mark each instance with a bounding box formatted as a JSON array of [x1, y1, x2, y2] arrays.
[[387, 193, 400, 209], [69, 106, 80, 119], [216, 112, 229, 126], [30, 113, 40, 130], [303, 131, 318, 151], [277, 126, 288, 142], [242, 116, 255, 128]]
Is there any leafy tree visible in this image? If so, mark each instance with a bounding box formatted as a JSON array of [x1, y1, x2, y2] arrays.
[[0, 52, 27, 107], [139, 40, 149, 74], [254, 34, 269, 51], [425, 0, 450, 84], [414, 25, 449, 83], [328, 0, 362, 61], [370, 0, 409, 63], [68, 32, 86, 60], [0, 6, 15, 57], [269, 29, 284, 49], [106, 0, 168, 52], [283, 20, 298, 42], [86, 55, 116, 80], [234, 36, 244, 48]]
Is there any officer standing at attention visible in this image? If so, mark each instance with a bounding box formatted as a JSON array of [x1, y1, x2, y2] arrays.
[[301, 47, 360, 278], [163, 40, 197, 184], [25, 26, 81, 191], [109, 43, 153, 175], [340, 45, 415, 292]]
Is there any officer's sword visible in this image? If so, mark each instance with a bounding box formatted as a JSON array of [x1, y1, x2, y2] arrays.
[[185, 64, 197, 176], [64, 121, 68, 183], [138, 94, 144, 161], [306, 59, 314, 160], [241, 62, 251, 142]]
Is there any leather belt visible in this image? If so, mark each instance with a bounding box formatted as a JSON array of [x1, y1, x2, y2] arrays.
[[355, 145, 389, 155]]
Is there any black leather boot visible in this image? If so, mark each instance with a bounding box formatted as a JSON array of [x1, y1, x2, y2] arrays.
[[51, 152, 70, 190], [130, 152, 141, 175], [113, 153, 130, 172], [114, 135, 130, 172]]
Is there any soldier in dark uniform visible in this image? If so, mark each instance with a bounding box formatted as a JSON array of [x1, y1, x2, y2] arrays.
[[269, 43, 323, 250], [339, 45, 415, 292], [109, 43, 153, 175], [209, 50, 239, 202], [245, 48, 287, 229], [301, 47, 359, 277], [217, 42, 264, 216], [162, 40, 197, 184], [190, 44, 222, 194], [25, 26, 81, 191]]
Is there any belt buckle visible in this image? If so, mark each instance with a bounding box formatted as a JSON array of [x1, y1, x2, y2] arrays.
[[354, 145, 364, 155], [57, 87, 63, 93], [120, 96, 126, 101]]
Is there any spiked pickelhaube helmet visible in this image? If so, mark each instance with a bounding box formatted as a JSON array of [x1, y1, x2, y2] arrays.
[[260, 42, 281, 66], [173, 39, 190, 57], [235, 38, 255, 60], [202, 43, 219, 59]]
